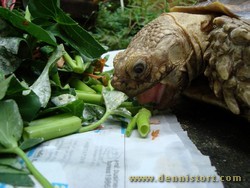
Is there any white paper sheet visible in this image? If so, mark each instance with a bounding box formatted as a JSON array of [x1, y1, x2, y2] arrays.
[[16, 115, 223, 188]]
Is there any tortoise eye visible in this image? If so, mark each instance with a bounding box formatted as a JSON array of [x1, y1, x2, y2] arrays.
[[133, 60, 146, 74]]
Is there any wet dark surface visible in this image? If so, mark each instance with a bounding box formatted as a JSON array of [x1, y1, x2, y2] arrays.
[[172, 96, 250, 188]]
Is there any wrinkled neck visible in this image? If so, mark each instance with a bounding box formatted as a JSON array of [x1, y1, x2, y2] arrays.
[[167, 12, 213, 81]]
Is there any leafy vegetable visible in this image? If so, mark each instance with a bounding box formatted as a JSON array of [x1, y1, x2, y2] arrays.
[[0, 158, 34, 186], [44, 98, 85, 117], [0, 99, 53, 187], [0, 0, 108, 185], [79, 88, 128, 132], [28, 0, 106, 58], [0, 7, 57, 46], [0, 100, 22, 149], [30, 45, 63, 107], [0, 173, 34, 187], [0, 37, 29, 75], [0, 0, 153, 186], [82, 103, 105, 123]]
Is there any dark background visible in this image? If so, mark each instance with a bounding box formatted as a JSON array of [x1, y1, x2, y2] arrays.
[[173, 96, 250, 188]]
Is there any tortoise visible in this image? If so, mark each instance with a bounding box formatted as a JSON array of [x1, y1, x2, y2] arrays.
[[111, 0, 250, 121]]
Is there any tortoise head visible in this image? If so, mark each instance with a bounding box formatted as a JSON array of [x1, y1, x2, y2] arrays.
[[112, 14, 194, 108]]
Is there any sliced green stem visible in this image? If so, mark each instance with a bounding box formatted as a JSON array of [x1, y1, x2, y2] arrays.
[[70, 79, 96, 93], [78, 111, 111, 133], [24, 114, 82, 141], [13, 147, 53, 188], [28, 113, 73, 126], [63, 51, 83, 73], [74, 55, 84, 73], [125, 114, 138, 137], [63, 51, 75, 68], [136, 108, 151, 138], [76, 90, 104, 105], [91, 84, 103, 93]]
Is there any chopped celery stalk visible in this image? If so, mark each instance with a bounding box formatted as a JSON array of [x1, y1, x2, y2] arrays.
[[74, 55, 84, 73], [136, 108, 151, 138], [76, 90, 104, 104], [70, 79, 96, 93], [28, 113, 73, 126], [125, 114, 138, 137], [91, 84, 103, 93], [63, 51, 84, 73], [24, 114, 82, 141]]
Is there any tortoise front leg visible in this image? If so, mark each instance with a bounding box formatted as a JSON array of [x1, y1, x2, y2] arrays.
[[204, 16, 250, 120]]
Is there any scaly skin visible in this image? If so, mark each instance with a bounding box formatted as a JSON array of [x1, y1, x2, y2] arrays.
[[112, 12, 213, 108], [204, 15, 250, 119], [112, 10, 250, 120]]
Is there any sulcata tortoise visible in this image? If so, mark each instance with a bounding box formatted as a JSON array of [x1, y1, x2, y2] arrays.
[[111, 0, 250, 121]]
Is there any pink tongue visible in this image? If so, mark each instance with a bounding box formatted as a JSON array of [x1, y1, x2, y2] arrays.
[[137, 83, 166, 104]]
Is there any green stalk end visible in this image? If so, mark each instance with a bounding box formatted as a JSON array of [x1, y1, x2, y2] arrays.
[[76, 90, 104, 105], [70, 79, 96, 93], [24, 114, 82, 141], [136, 108, 151, 138]]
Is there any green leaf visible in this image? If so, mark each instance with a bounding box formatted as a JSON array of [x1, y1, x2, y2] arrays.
[[0, 172, 34, 187], [51, 94, 77, 106], [0, 37, 29, 75], [19, 138, 44, 150], [0, 18, 22, 37], [0, 70, 4, 81], [0, 7, 57, 46], [30, 45, 63, 107], [102, 88, 128, 112], [43, 98, 85, 118], [0, 158, 22, 170], [10, 90, 41, 122], [0, 165, 28, 174], [28, 0, 106, 58], [82, 103, 105, 122], [0, 99, 23, 148], [111, 107, 132, 120], [0, 75, 41, 121], [0, 75, 12, 100], [78, 88, 128, 133], [0, 75, 25, 100]]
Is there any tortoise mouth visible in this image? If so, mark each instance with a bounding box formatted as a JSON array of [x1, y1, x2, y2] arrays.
[[136, 83, 166, 107]]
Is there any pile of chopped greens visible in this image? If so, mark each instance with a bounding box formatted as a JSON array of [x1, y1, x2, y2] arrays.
[[0, 0, 152, 187]]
